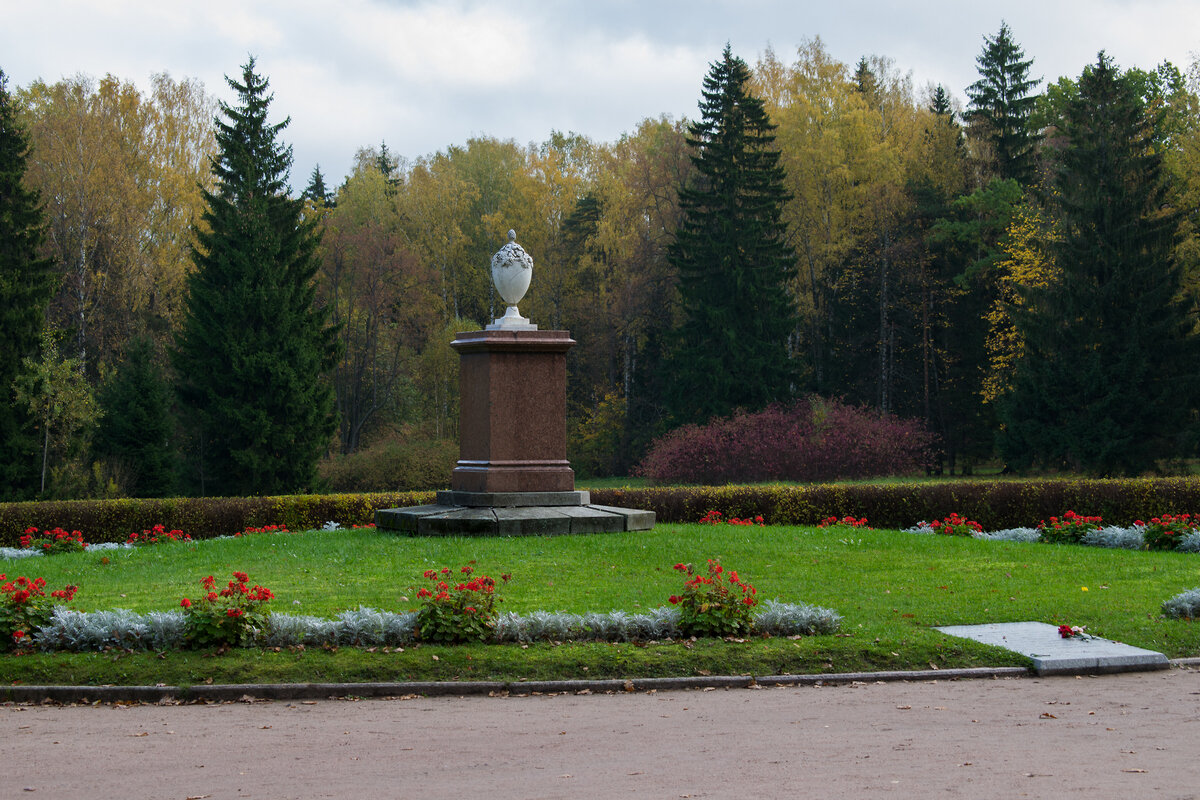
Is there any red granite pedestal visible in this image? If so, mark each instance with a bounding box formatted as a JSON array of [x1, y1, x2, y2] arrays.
[[450, 329, 575, 493], [374, 328, 654, 536]]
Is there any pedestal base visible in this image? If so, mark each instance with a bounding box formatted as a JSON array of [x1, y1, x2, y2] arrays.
[[375, 491, 654, 537]]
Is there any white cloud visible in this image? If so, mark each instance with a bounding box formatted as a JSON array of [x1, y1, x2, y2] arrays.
[[7, 0, 1200, 190]]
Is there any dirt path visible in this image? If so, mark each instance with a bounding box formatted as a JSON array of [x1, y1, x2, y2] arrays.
[[4, 667, 1199, 799]]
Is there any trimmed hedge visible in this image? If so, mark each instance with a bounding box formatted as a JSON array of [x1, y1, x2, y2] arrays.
[[3, 477, 1199, 545], [591, 477, 1200, 530], [0, 492, 435, 546]]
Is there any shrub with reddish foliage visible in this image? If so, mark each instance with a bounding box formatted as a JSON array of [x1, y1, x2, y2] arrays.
[[636, 397, 936, 485]]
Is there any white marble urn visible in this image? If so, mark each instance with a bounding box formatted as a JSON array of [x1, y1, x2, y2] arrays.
[[488, 230, 537, 330]]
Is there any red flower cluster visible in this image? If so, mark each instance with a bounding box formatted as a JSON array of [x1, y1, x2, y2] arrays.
[[929, 513, 983, 537], [1, 574, 78, 605], [698, 510, 766, 526], [417, 565, 497, 603], [182, 572, 275, 607], [126, 524, 191, 546], [669, 559, 758, 638], [233, 525, 290, 537], [1038, 510, 1103, 544], [1039, 510, 1102, 530], [413, 564, 508, 643], [19, 527, 88, 554], [180, 570, 275, 648], [818, 516, 871, 529], [1138, 513, 1194, 528], [1138, 513, 1198, 551], [1058, 624, 1087, 639], [1, 573, 78, 650]]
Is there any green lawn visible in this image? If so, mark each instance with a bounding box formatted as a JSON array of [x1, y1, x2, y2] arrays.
[[3, 524, 1198, 686]]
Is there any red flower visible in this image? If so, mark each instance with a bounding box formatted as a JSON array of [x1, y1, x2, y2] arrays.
[[226, 608, 244, 618], [233, 571, 249, 583], [181, 598, 192, 608]]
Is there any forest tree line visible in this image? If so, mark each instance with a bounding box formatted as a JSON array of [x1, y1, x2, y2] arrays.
[[3, 23, 1200, 500]]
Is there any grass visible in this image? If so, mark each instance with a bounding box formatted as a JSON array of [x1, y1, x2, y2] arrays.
[[3, 524, 1198, 686]]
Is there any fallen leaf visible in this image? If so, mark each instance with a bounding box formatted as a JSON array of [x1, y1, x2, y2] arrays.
[[1040, 712, 1057, 719], [1121, 769, 1147, 774], [896, 705, 912, 710]]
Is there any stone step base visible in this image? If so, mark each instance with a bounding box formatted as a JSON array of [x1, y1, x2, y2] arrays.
[[375, 503, 654, 536]]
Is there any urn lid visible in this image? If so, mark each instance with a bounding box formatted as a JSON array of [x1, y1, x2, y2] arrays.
[[491, 229, 533, 274]]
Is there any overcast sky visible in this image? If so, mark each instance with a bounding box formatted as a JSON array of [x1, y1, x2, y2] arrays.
[[6, 0, 1199, 191]]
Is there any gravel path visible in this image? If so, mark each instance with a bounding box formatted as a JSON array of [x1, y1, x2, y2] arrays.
[[4, 666, 1198, 799]]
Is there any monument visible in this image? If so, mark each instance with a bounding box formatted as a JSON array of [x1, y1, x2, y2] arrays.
[[375, 231, 654, 536]]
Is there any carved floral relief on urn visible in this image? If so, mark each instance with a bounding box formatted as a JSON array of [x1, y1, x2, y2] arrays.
[[487, 229, 537, 330]]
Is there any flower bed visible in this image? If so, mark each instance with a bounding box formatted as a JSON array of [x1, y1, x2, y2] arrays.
[[23, 600, 841, 652]]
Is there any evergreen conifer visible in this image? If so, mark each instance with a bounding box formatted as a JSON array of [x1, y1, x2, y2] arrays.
[[173, 58, 339, 496], [965, 22, 1042, 184], [1000, 54, 1200, 474], [93, 337, 176, 497], [665, 46, 799, 426], [302, 164, 334, 208], [0, 70, 56, 499]]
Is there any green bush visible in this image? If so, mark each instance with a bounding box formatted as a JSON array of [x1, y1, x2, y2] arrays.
[[318, 433, 457, 492]]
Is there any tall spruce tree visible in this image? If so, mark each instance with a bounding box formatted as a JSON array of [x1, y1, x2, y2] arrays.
[[965, 22, 1041, 184], [665, 45, 799, 426], [93, 337, 176, 497], [930, 85, 953, 118], [173, 58, 338, 496], [0, 70, 56, 499], [302, 164, 334, 208], [999, 53, 1200, 475]]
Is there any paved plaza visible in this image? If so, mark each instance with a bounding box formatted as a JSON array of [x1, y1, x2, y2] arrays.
[[4, 666, 1198, 799]]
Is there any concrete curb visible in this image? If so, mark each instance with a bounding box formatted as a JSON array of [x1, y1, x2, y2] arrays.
[[2, 666, 1027, 704], [5, 662, 1195, 705]]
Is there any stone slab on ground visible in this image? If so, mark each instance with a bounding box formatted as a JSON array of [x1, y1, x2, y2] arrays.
[[936, 621, 1169, 676]]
